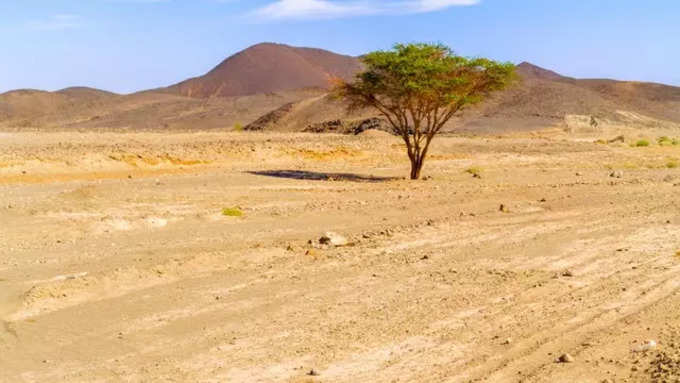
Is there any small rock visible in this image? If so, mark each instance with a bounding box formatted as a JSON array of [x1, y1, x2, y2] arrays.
[[562, 270, 574, 277], [319, 232, 348, 247], [502, 338, 512, 345], [575, 172, 583, 176], [307, 369, 319, 376], [610, 170, 623, 179], [633, 340, 657, 352], [557, 353, 575, 363], [608, 135, 625, 143]]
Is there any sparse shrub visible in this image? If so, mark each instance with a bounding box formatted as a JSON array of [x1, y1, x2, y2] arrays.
[[634, 140, 650, 147], [465, 167, 482, 177], [594, 139, 607, 145], [673, 138, 680, 146], [667, 161, 678, 169], [658, 136, 673, 146], [233, 123, 244, 132], [222, 207, 243, 217]]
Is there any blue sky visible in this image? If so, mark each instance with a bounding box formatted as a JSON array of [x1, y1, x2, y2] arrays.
[[1, 0, 678, 94]]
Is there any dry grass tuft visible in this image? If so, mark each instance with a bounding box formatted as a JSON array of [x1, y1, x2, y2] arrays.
[[222, 207, 243, 217]]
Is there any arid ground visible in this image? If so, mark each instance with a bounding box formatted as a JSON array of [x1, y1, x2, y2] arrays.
[[1, 128, 679, 382]]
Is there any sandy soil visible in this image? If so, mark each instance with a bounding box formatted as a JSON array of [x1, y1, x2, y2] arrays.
[[1, 129, 679, 382]]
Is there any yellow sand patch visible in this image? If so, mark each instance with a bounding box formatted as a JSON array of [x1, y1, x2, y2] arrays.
[[109, 153, 210, 167], [286, 146, 362, 161]]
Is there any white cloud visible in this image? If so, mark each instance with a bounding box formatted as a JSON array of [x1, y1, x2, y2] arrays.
[[27, 14, 81, 31], [254, 0, 479, 20]]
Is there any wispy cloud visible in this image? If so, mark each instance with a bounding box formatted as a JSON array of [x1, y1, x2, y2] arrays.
[[254, 0, 479, 20], [27, 14, 81, 31]]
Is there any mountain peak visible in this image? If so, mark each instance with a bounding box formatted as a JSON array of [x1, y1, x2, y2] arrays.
[[517, 62, 568, 81], [168, 43, 362, 98]]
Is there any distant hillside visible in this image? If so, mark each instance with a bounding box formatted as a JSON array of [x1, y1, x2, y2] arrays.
[[451, 62, 680, 132], [244, 61, 680, 134], [0, 86, 324, 131], [165, 43, 363, 98], [0, 88, 119, 126], [3, 43, 680, 133]]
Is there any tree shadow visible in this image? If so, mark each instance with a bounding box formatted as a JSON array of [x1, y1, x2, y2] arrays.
[[247, 170, 400, 183]]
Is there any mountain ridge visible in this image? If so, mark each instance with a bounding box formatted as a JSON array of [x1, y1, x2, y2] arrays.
[[2, 43, 680, 132]]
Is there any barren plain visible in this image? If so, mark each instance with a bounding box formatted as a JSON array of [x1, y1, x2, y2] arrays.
[[1, 127, 679, 382]]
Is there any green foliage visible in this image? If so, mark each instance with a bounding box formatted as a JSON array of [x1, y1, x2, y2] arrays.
[[659, 137, 680, 146], [335, 43, 515, 179], [658, 136, 672, 146], [345, 43, 515, 108], [233, 122, 244, 132], [634, 139, 650, 147], [222, 207, 243, 217]]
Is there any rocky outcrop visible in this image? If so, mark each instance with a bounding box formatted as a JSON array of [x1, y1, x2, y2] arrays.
[[303, 117, 393, 135]]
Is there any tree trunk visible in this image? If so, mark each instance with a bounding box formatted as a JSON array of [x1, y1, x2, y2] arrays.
[[410, 156, 424, 180]]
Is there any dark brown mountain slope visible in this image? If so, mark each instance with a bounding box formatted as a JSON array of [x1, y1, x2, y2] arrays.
[[456, 62, 680, 131], [166, 43, 363, 98], [245, 61, 680, 134]]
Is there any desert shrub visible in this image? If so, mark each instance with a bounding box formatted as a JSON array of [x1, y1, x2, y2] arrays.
[[634, 140, 650, 147], [222, 207, 243, 217], [667, 161, 678, 169], [658, 136, 673, 146], [465, 167, 482, 177], [233, 123, 244, 132], [594, 139, 607, 145]]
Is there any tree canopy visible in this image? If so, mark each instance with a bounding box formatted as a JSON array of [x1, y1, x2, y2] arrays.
[[336, 43, 516, 179]]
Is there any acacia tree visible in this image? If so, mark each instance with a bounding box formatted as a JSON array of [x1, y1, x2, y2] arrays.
[[336, 43, 515, 180]]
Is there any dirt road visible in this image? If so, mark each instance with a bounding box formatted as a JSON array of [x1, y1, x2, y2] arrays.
[[1, 130, 679, 382]]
